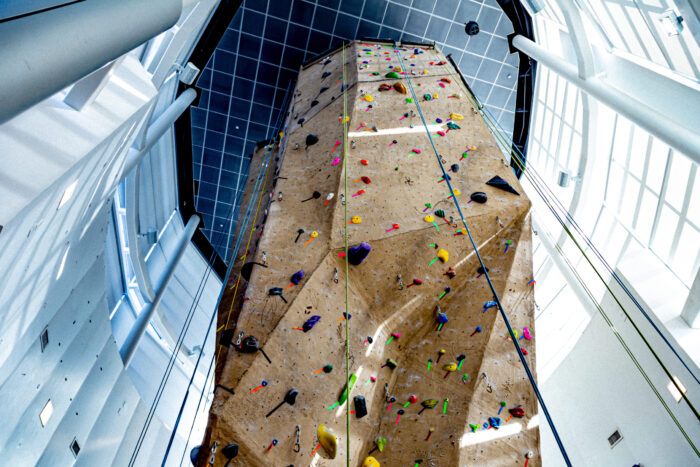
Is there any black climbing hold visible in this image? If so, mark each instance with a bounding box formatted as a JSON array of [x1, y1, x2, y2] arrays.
[[486, 175, 520, 195], [305, 134, 319, 147], [297, 118, 305, 126], [354, 395, 368, 418], [367, 336, 373, 344], [219, 329, 236, 347], [348, 242, 371, 265], [319, 86, 329, 93], [301, 191, 321, 202], [451, 164, 459, 172], [239, 335, 272, 363], [470, 192, 488, 203], [465, 21, 480, 35], [266, 388, 299, 417], [322, 71, 331, 79], [477, 266, 489, 274], [310, 100, 319, 108], [222, 443, 239, 461], [269, 287, 288, 303]]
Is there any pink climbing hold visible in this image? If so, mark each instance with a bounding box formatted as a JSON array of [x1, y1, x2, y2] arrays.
[[437, 131, 446, 136], [331, 157, 341, 166]]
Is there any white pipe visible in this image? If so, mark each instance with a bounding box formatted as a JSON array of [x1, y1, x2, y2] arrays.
[[513, 35, 700, 164], [120, 214, 200, 367], [123, 87, 197, 175], [0, 0, 182, 123]]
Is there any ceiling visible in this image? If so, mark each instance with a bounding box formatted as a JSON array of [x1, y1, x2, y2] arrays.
[[190, 0, 520, 262]]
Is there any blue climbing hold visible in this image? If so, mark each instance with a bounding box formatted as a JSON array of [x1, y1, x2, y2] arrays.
[[291, 270, 305, 285], [348, 242, 371, 265], [303, 315, 321, 332]]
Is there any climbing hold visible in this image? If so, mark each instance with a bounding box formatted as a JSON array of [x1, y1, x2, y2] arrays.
[[424, 215, 439, 231], [417, 399, 438, 415], [322, 71, 331, 79], [298, 118, 305, 126], [385, 71, 400, 79], [443, 362, 458, 372], [406, 278, 422, 288], [450, 112, 464, 120], [441, 78, 452, 84], [361, 159, 369, 165], [302, 315, 320, 332], [437, 312, 448, 324], [470, 192, 488, 203], [450, 163, 459, 172], [354, 395, 368, 418], [348, 242, 371, 265], [437, 249, 449, 263], [265, 388, 299, 417], [354, 176, 371, 184], [434, 209, 446, 219], [477, 266, 489, 275], [362, 456, 380, 467], [363, 94, 374, 102], [444, 267, 456, 279], [446, 122, 461, 130], [343, 216, 362, 226], [486, 175, 520, 195], [406, 97, 414, 103], [393, 82, 407, 94], [465, 21, 480, 35], [305, 134, 319, 148], [423, 93, 432, 101], [338, 373, 358, 405], [523, 327, 532, 340], [301, 191, 321, 202], [319, 86, 329, 93], [383, 358, 397, 369], [310, 100, 319, 108], [317, 424, 338, 459], [509, 406, 526, 418], [373, 437, 387, 454], [290, 270, 305, 285], [379, 83, 392, 91], [488, 417, 502, 429], [395, 409, 405, 424], [470, 326, 482, 337], [436, 349, 446, 363], [385, 223, 400, 232]]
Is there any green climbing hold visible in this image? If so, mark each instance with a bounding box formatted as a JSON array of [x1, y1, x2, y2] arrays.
[[447, 122, 461, 130], [434, 209, 445, 218], [423, 93, 432, 101], [371, 72, 380, 76], [317, 424, 338, 459], [338, 373, 357, 405], [385, 71, 400, 79], [374, 437, 387, 452], [406, 97, 414, 103]]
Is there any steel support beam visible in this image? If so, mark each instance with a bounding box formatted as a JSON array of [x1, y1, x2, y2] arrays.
[[120, 214, 200, 367], [513, 34, 700, 164]]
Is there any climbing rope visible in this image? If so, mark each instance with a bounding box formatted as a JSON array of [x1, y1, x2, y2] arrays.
[[390, 41, 573, 466], [440, 66, 700, 449], [447, 56, 699, 394], [341, 41, 351, 467], [157, 83, 294, 465]]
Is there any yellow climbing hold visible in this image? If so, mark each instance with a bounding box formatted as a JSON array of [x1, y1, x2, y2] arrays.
[[317, 424, 338, 459], [432, 93, 438, 99], [362, 456, 380, 467], [450, 112, 464, 120], [443, 362, 458, 372], [424, 215, 435, 223], [311, 231, 319, 238], [437, 249, 449, 263], [364, 94, 374, 102], [352, 216, 362, 224]]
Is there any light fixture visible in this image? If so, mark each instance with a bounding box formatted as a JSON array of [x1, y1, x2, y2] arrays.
[[465, 21, 479, 36], [659, 10, 684, 36], [667, 376, 687, 402], [140, 227, 158, 245], [557, 170, 581, 187], [56, 245, 70, 279], [40, 400, 54, 427], [57, 179, 79, 210]]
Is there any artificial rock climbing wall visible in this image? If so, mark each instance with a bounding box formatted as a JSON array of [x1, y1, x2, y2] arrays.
[[202, 40, 540, 466]]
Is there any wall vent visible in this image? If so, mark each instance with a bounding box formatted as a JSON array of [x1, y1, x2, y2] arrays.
[[70, 438, 80, 457], [40, 327, 49, 352], [608, 429, 623, 448]]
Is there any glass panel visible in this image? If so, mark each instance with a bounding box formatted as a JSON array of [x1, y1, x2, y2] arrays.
[[672, 223, 700, 285], [636, 188, 659, 241], [665, 152, 690, 211], [646, 139, 669, 194], [651, 204, 680, 259]]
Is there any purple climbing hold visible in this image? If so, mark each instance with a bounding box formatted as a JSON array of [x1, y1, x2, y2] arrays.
[[348, 242, 371, 265], [302, 315, 321, 332], [291, 270, 305, 285]]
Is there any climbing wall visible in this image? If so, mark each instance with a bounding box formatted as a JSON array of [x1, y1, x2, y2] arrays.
[[201, 40, 540, 467]]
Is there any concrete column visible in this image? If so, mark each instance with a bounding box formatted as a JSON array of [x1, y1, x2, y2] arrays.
[[120, 214, 200, 367]]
